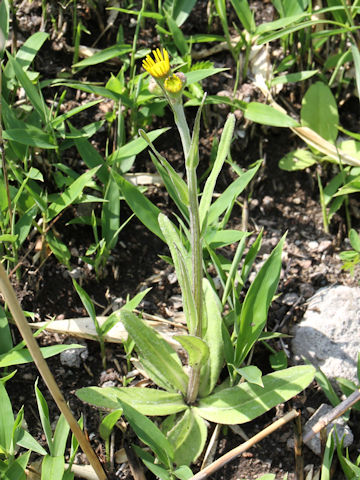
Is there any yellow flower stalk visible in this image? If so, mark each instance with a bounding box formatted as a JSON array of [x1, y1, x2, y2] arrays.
[[142, 48, 170, 79]]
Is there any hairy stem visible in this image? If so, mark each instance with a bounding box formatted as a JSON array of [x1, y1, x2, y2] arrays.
[[171, 101, 203, 404]]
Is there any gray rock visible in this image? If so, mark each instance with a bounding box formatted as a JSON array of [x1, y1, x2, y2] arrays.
[[292, 285, 360, 382], [303, 403, 353, 456], [60, 342, 88, 369]]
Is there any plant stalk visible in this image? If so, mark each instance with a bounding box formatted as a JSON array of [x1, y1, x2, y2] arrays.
[[171, 100, 203, 404], [0, 262, 108, 480]]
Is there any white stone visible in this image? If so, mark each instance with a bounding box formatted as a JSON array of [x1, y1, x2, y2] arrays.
[[303, 403, 353, 456], [292, 285, 360, 382]]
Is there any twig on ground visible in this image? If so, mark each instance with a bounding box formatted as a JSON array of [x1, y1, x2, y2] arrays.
[[303, 389, 360, 444], [0, 262, 108, 480], [190, 409, 300, 480]]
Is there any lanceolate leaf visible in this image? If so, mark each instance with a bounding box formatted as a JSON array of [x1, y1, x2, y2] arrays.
[[41, 455, 65, 480], [167, 409, 207, 466], [199, 279, 224, 397], [199, 114, 235, 231], [235, 234, 285, 366], [0, 344, 84, 368], [120, 310, 188, 394], [207, 162, 261, 227], [158, 214, 197, 335], [245, 103, 299, 128], [120, 400, 174, 469], [301, 82, 339, 144], [173, 335, 209, 368], [113, 170, 165, 241], [195, 366, 315, 424], [0, 381, 14, 453], [46, 166, 100, 221], [76, 386, 187, 416]]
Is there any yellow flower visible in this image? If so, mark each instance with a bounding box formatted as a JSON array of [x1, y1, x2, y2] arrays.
[[164, 74, 184, 94], [142, 48, 170, 79]]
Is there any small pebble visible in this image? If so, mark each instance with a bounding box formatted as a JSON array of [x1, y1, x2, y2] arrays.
[[282, 292, 300, 306], [308, 241, 319, 250]]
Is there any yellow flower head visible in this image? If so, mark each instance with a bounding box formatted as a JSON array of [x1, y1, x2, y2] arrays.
[[142, 48, 170, 79], [164, 73, 185, 94]]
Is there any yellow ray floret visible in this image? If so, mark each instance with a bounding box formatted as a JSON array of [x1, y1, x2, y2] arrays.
[[142, 48, 170, 79]]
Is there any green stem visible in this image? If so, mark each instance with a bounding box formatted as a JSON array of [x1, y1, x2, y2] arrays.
[[171, 101, 203, 404]]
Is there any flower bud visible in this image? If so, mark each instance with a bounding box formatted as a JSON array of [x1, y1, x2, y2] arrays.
[[164, 72, 186, 96]]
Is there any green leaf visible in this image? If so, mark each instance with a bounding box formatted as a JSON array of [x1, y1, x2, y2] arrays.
[[272, 0, 308, 17], [46, 166, 100, 220], [269, 350, 288, 370], [53, 414, 70, 457], [314, 367, 340, 407], [109, 128, 170, 164], [51, 100, 102, 129], [4, 450, 30, 480], [121, 310, 188, 394], [199, 279, 224, 397], [0, 305, 12, 355], [204, 229, 247, 249], [199, 114, 235, 231], [16, 429, 47, 456], [195, 366, 315, 424], [0, 344, 84, 368], [112, 170, 165, 241], [334, 177, 360, 196], [245, 103, 299, 128], [173, 335, 209, 368], [236, 366, 264, 387], [35, 382, 54, 455], [99, 409, 123, 442], [0, 381, 14, 453], [52, 80, 134, 107], [6, 53, 48, 123], [167, 409, 207, 466], [174, 465, 194, 480], [77, 386, 187, 416], [165, 0, 197, 26], [186, 93, 206, 169], [134, 446, 172, 480], [271, 70, 318, 86], [222, 234, 247, 305], [235, 234, 285, 366], [46, 230, 71, 267], [3, 126, 56, 149], [301, 82, 339, 143], [230, 0, 255, 33], [14, 31, 49, 70], [73, 280, 99, 335], [185, 68, 228, 85], [207, 162, 261, 226], [71, 127, 108, 184], [72, 44, 132, 67], [41, 455, 65, 480], [351, 43, 360, 103], [101, 175, 120, 250], [350, 229, 360, 252], [278, 149, 317, 171], [0, 0, 9, 55], [166, 14, 188, 56], [150, 152, 189, 220], [158, 214, 196, 335], [121, 400, 174, 468]]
